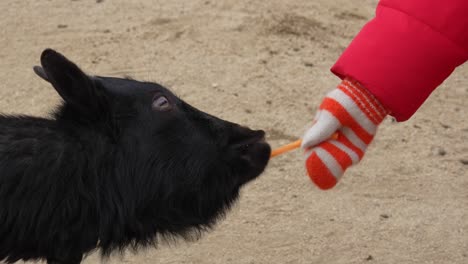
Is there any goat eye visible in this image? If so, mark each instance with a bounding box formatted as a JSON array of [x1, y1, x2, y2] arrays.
[[152, 95, 171, 111]]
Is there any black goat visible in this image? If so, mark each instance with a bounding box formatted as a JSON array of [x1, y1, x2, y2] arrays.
[[0, 49, 270, 264]]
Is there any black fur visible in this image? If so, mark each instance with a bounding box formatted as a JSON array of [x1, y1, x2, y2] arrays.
[[0, 49, 270, 264]]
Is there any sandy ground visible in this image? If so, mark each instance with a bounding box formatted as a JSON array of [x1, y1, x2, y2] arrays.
[[1, 0, 467, 263]]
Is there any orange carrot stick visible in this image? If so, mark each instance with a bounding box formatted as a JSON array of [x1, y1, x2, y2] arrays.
[[270, 139, 302, 158], [270, 133, 339, 158]]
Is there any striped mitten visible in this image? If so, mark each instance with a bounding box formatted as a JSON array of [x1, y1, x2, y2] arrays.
[[301, 78, 389, 190]]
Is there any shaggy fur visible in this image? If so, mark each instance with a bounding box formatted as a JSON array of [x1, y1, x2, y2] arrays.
[[0, 49, 270, 264]]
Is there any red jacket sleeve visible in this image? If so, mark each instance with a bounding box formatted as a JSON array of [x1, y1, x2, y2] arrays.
[[331, 0, 468, 121]]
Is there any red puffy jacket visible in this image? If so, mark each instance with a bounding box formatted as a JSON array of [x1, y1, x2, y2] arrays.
[[331, 0, 468, 121]]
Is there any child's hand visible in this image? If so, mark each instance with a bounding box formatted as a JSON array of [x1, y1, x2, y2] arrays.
[[301, 78, 389, 189]]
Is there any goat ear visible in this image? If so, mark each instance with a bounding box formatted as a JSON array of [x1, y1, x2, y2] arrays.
[[33, 65, 50, 82], [39, 49, 106, 116]]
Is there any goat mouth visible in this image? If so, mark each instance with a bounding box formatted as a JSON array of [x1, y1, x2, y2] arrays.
[[236, 140, 271, 181], [226, 129, 270, 183]]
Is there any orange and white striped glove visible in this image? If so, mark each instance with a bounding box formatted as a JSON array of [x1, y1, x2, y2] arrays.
[[301, 78, 389, 190]]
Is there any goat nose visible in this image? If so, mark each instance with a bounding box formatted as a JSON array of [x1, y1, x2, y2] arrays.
[[227, 125, 266, 148]]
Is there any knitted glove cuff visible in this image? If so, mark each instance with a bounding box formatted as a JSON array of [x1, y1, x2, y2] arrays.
[[338, 78, 389, 124]]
